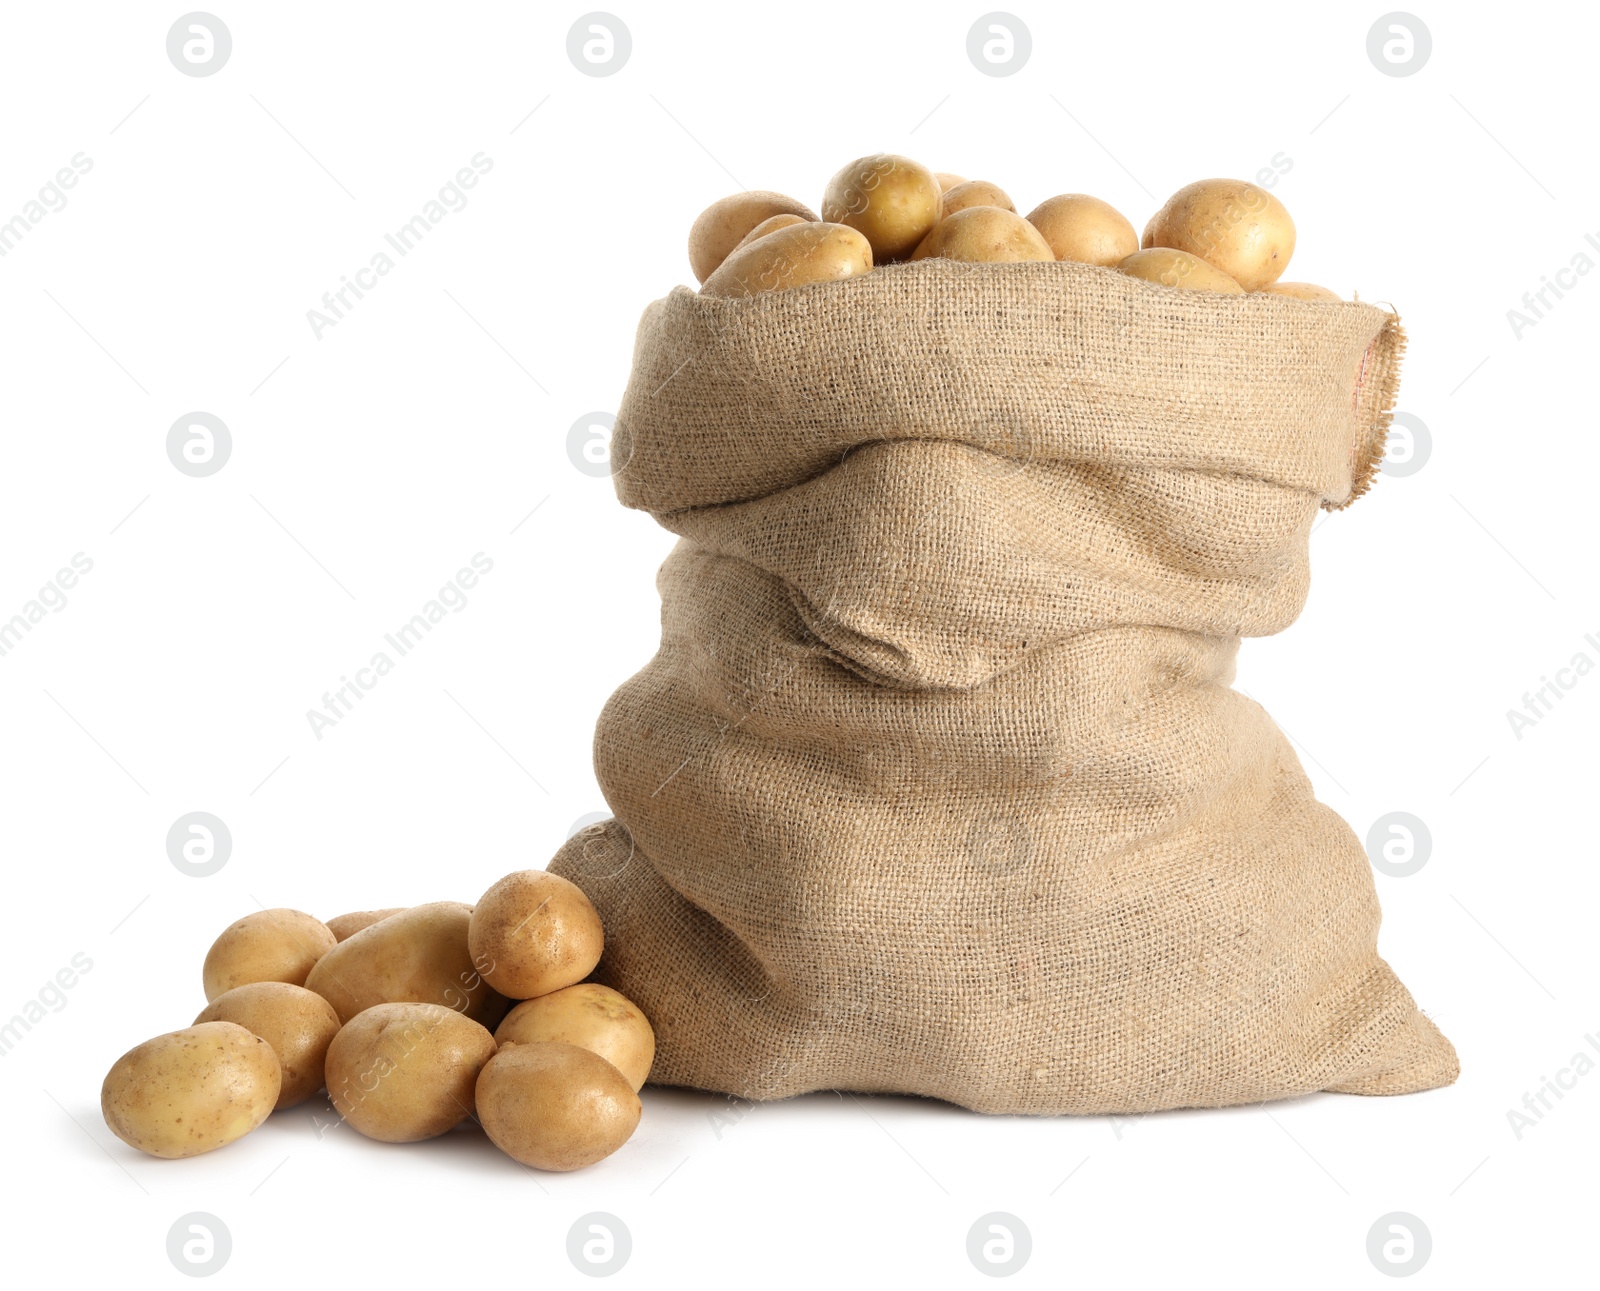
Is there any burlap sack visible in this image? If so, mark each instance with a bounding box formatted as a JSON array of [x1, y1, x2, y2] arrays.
[[549, 258, 1458, 1114]]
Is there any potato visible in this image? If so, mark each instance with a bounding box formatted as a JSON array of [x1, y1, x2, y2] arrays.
[[495, 984, 655, 1091], [469, 870, 605, 999], [821, 154, 943, 262], [325, 907, 406, 942], [102, 1022, 279, 1158], [1117, 248, 1244, 293], [733, 213, 807, 251], [1025, 194, 1139, 267], [194, 982, 341, 1109], [701, 222, 873, 299], [202, 908, 335, 1002], [1142, 179, 1295, 291], [938, 179, 1015, 216], [476, 1041, 641, 1170], [687, 191, 818, 284], [934, 171, 967, 193], [1260, 281, 1340, 301], [325, 1003, 496, 1142], [911, 207, 1055, 263], [304, 901, 508, 1026]]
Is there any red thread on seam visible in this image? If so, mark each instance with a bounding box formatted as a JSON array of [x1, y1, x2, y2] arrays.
[[1349, 338, 1374, 472]]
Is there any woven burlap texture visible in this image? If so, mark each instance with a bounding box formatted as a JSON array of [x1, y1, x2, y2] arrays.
[[549, 258, 1458, 1114]]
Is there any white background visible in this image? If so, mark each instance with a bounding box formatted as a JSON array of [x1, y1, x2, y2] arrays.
[[1, 1, 1594, 1286]]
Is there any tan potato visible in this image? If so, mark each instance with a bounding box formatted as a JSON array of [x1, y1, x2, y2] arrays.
[[202, 908, 336, 1002], [1260, 281, 1341, 301], [1026, 194, 1139, 267], [911, 207, 1055, 263], [325, 908, 406, 942], [1117, 248, 1244, 293], [821, 154, 943, 262], [934, 172, 967, 193], [1142, 179, 1295, 291], [495, 984, 655, 1091], [324, 1003, 496, 1142], [102, 1022, 280, 1158], [938, 180, 1015, 216], [304, 901, 508, 1026], [194, 982, 341, 1109], [476, 1041, 641, 1170], [733, 213, 807, 251], [469, 870, 605, 1000], [687, 191, 818, 284], [701, 222, 873, 298]]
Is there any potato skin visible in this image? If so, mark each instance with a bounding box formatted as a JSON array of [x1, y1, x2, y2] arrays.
[[701, 222, 873, 299], [911, 207, 1055, 263], [495, 984, 655, 1091], [469, 871, 606, 999], [476, 1041, 641, 1171], [733, 213, 807, 251], [1142, 178, 1295, 291], [195, 982, 341, 1109], [821, 154, 943, 262], [1025, 194, 1139, 267], [688, 191, 818, 284], [202, 908, 335, 1002], [304, 901, 507, 1026], [1260, 280, 1340, 301], [325, 908, 406, 942], [1117, 248, 1244, 293], [933, 171, 967, 194], [938, 179, 1015, 216], [102, 1022, 280, 1159], [325, 1003, 496, 1142]]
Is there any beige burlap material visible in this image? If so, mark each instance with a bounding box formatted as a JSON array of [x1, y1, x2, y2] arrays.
[[549, 258, 1458, 1114]]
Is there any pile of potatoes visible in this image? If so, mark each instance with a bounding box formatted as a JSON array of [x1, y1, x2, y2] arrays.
[[100, 871, 653, 1172], [690, 153, 1341, 302]]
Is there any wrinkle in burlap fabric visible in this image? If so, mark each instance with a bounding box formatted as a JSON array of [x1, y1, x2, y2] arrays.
[[549, 259, 1458, 1114]]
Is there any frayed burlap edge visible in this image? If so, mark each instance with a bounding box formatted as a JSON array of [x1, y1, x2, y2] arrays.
[[1326, 309, 1405, 511]]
